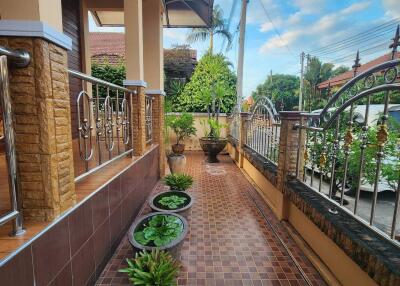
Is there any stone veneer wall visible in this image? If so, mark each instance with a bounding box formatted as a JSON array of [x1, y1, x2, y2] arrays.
[[0, 37, 75, 221], [0, 146, 160, 286]]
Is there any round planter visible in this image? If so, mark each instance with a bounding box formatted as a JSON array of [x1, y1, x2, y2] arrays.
[[199, 137, 228, 163], [128, 212, 188, 259], [171, 144, 185, 154], [167, 154, 186, 174], [149, 191, 193, 218]]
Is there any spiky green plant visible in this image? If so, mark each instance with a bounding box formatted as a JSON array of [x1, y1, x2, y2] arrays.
[[162, 174, 193, 191], [119, 249, 180, 286]]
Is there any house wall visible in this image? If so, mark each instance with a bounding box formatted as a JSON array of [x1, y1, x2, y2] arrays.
[[62, 0, 83, 139], [0, 146, 160, 286]]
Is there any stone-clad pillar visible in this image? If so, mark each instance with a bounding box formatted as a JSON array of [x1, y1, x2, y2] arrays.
[[276, 111, 305, 219], [0, 22, 76, 221], [149, 92, 165, 176], [124, 83, 147, 156], [239, 112, 250, 168]]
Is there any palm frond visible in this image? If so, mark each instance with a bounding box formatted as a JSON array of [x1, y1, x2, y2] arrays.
[[186, 29, 210, 44]]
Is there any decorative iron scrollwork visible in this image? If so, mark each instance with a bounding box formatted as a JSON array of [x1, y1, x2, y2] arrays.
[[121, 98, 130, 145], [104, 95, 115, 152], [77, 91, 94, 163]]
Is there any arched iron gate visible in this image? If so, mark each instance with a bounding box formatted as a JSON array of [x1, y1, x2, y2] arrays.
[[245, 95, 281, 165], [295, 26, 400, 244]]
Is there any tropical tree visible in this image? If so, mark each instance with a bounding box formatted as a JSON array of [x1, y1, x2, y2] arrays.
[[186, 5, 232, 53], [177, 52, 237, 112], [251, 74, 300, 111]]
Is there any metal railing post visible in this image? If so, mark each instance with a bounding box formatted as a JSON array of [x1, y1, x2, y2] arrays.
[[0, 55, 25, 236]]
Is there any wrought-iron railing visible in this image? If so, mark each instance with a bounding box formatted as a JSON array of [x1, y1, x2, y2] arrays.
[[245, 96, 281, 165], [0, 46, 30, 236], [145, 94, 153, 144], [294, 27, 400, 244], [228, 106, 240, 141], [69, 70, 135, 181]]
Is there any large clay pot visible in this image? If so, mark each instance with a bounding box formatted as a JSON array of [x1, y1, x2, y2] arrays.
[[149, 191, 193, 218], [199, 137, 228, 163], [167, 154, 186, 173], [171, 144, 185, 154]]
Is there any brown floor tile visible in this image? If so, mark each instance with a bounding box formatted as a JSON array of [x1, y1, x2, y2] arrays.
[[95, 152, 326, 286]]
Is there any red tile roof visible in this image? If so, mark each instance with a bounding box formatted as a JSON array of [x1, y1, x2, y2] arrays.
[[89, 32, 126, 57], [318, 52, 400, 89], [89, 32, 197, 60]]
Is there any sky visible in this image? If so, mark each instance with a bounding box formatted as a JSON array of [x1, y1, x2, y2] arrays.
[[89, 0, 400, 99]]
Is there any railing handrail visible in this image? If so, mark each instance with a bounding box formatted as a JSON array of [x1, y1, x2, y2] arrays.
[[0, 45, 30, 68], [0, 47, 30, 236], [68, 69, 136, 94]]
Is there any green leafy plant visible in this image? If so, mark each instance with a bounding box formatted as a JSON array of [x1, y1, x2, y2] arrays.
[[119, 249, 180, 286], [158, 195, 188, 209], [134, 215, 183, 247], [200, 118, 227, 138], [163, 173, 193, 191], [177, 52, 237, 112], [166, 113, 197, 146]]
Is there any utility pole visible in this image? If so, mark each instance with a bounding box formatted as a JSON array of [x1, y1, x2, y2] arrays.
[[236, 0, 248, 111], [306, 54, 311, 112], [299, 52, 305, 111]]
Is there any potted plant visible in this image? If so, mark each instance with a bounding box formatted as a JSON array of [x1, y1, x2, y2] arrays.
[[163, 173, 193, 191], [199, 84, 228, 163], [167, 112, 196, 154], [119, 249, 180, 285], [165, 113, 196, 174], [128, 212, 188, 258], [149, 191, 193, 217]]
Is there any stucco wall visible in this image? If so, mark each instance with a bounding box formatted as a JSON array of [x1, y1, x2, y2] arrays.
[[166, 113, 228, 151]]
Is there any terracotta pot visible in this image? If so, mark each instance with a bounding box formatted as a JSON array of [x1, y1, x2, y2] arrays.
[[149, 191, 193, 218], [167, 154, 186, 174], [199, 137, 228, 163], [171, 144, 185, 154], [128, 212, 188, 259]]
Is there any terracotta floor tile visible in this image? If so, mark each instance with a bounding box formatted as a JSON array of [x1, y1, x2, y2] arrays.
[[95, 152, 326, 286]]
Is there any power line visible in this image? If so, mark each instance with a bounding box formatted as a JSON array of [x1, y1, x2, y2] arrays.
[[321, 41, 391, 64], [311, 26, 398, 57], [257, 0, 297, 58], [221, 0, 240, 53], [308, 17, 400, 54]]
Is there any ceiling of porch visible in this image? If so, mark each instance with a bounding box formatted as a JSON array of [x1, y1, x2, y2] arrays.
[[90, 0, 214, 28]]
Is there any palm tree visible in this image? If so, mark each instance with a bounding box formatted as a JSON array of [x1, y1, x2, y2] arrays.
[[186, 5, 232, 54]]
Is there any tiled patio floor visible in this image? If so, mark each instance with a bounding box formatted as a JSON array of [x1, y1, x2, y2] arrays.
[[96, 152, 327, 286]]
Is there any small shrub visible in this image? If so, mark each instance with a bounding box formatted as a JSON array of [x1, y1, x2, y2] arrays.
[[167, 113, 196, 146], [119, 249, 180, 286], [163, 174, 193, 191]]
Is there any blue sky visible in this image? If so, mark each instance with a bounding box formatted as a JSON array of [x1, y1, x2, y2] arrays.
[[89, 0, 400, 98]]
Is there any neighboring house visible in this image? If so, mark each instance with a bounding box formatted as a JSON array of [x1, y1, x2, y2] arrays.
[[90, 32, 197, 81], [318, 52, 400, 91]]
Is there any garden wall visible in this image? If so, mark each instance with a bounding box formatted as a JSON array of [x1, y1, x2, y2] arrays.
[[226, 141, 384, 286], [166, 112, 228, 151]]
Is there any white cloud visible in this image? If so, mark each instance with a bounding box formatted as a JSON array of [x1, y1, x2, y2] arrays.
[[340, 1, 371, 15], [382, 0, 400, 18], [291, 0, 325, 14], [259, 1, 372, 54], [259, 18, 283, 32]]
